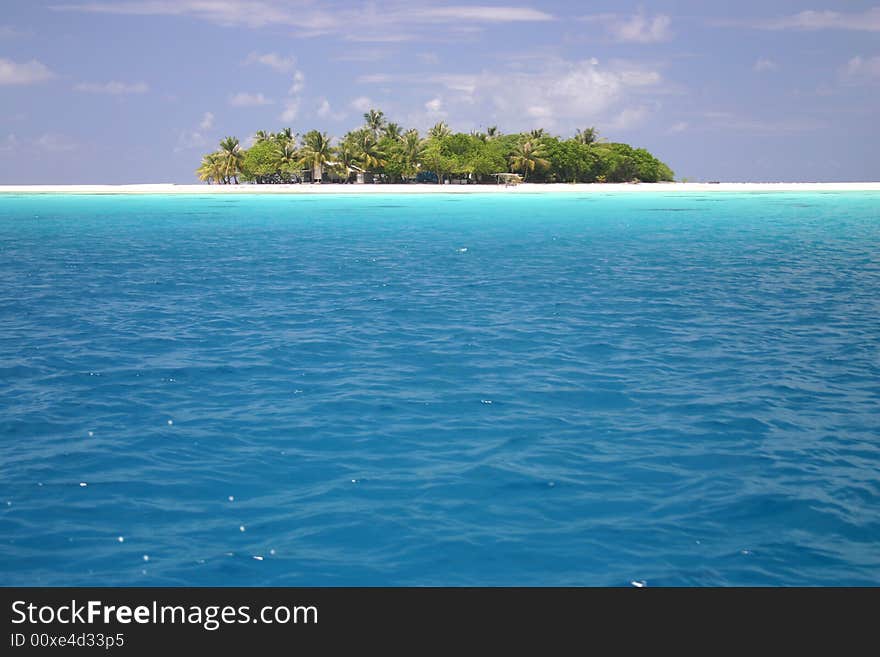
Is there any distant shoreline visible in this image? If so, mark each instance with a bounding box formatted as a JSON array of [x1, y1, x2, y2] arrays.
[[1, 182, 879, 195]]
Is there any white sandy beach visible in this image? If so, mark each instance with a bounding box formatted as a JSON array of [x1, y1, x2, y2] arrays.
[[0, 182, 878, 195]]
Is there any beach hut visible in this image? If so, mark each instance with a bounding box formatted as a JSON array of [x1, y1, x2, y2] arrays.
[[491, 173, 523, 187], [352, 166, 373, 184]]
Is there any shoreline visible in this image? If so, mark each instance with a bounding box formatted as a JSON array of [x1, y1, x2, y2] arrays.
[[0, 182, 879, 195]]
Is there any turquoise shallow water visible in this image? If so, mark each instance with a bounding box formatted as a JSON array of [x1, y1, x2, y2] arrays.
[[0, 192, 878, 586]]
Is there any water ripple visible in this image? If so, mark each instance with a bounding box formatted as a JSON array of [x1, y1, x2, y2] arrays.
[[1, 192, 879, 585]]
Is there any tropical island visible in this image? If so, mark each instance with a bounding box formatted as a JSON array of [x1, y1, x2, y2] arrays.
[[196, 109, 674, 186]]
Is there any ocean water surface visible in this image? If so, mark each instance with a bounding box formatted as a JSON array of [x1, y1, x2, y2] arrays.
[[1, 191, 878, 586]]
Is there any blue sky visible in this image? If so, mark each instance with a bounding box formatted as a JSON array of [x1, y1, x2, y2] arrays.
[[1, 1, 878, 183]]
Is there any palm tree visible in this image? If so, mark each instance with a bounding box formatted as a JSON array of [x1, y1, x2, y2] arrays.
[[196, 152, 225, 184], [299, 130, 335, 182], [420, 140, 447, 183], [353, 129, 385, 171], [509, 140, 549, 181], [254, 130, 272, 144], [383, 122, 403, 141], [528, 128, 546, 140], [363, 109, 386, 139], [575, 127, 598, 145], [276, 128, 296, 145], [486, 125, 500, 139], [428, 121, 451, 139], [335, 141, 359, 182], [470, 129, 488, 142], [399, 129, 424, 178], [272, 141, 298, 180], [218, 136, 244, 184], [196, 154, 214, 184]]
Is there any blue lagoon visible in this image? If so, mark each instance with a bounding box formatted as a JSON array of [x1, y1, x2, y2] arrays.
[[1, 191, 878, 586]]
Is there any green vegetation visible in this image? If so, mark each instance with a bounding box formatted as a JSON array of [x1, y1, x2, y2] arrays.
[[197, 110, 674, 184]]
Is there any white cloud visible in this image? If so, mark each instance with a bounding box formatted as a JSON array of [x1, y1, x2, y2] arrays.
[[229, 92, 272, 107], [842, 55, 880, 82], [608, 106, 650, 130], [35, 134, 76, 152], [758, 8, 880, 32], [74, 80, 149, 94], [700, 111, 823, 134], [273, 67, 305, 121], [357, 73, 393, 84], [279, 99, 299, 122], [176, 131, 209, 151], [416, 7, 552, 22], [0, 25, 30, 38], [388, 58, 664, 132], [417, 52, 440, 65], [0, 57, 54, 85], [344, 33, 417, 43], [288, 70, 305, 95], [1, 132, 86, 154], [425, 97, 443, 113], [667, 121, 688, 133], [316, 99, 332, 117], [421, 96, 449, 123], [54, 1, 307, 29], [583, 11, 672, 43], [176, 112, 215, 152], [351, 96, 373, 112], [244, 52, 296, 73], [526, 104, 552, 118], [358, 72, 480, 93], [53, 2, 555, 39], [617, 69, 662, 86], [316, 98, 346, 121], [333, 49, 391, 63], [0, 134, 18, 152], [753, 58, 778, 73]]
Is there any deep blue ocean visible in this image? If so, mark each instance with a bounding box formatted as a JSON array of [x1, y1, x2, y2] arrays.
[[1, 192, 878, 586]]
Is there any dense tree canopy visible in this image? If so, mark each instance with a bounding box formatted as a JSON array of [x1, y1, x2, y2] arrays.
[[198, 111, 674, 184]]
